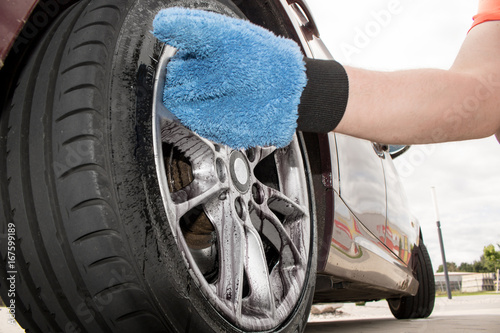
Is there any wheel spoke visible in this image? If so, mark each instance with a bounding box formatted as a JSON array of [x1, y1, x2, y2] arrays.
[[242, 224, 275, 317], [248, 196, 307, 308], [160, 121, 230, 218], [172, 179, 227, 218], [265, 186, 308, 218], [204, 197, 245, 316]]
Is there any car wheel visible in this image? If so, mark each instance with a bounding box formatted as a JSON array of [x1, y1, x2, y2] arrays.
[[0, 0, 316, 332], [387, 241, 435, 319]]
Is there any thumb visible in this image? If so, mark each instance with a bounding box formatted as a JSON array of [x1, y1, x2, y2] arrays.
[[153, 7, 232, 52]]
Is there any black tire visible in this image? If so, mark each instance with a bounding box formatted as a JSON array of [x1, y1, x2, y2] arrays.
[[0, 1, 317, 332], [387, 242, 435, 319]]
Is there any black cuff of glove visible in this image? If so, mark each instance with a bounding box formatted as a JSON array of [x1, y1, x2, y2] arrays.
[[297, 58, 349, 133]]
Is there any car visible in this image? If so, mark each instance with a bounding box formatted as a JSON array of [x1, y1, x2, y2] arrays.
[[0, 0, 435, 332]]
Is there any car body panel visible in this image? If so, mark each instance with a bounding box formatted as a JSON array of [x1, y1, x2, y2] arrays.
[[323, 192, 418, 295], [335, 134, 387, 244], [0, 0, 38, 68]]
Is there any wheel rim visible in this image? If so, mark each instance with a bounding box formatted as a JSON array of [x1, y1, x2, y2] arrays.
[[152, 47, 311, 330]]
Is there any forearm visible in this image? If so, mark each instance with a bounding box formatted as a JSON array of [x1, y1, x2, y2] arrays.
[[334, 20, 500, 145], [335, 66, 500, 144]]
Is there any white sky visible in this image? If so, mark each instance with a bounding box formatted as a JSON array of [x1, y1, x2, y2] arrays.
[[306, 0, 500, 269]]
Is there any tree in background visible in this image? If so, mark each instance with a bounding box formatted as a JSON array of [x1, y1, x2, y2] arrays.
[[458, 262, 474, 272], [472, 260, 487, 273], [436, 243, 500, 273], [482, 243, 500, 272], [437, 262, 458, 273]]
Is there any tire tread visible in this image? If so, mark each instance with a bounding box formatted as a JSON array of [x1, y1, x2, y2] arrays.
[[1, 1, 167, 332]]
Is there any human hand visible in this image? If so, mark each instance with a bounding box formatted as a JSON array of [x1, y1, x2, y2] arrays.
[[153, 7, 306, 149]]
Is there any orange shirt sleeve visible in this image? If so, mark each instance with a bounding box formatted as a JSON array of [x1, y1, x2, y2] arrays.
[[471, 0, 500, 30]]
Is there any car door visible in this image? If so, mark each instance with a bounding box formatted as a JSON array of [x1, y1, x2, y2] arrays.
[[335, 134, 387, 244]]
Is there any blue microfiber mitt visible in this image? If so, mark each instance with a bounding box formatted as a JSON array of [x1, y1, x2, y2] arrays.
[[153, 7, 307, 149]]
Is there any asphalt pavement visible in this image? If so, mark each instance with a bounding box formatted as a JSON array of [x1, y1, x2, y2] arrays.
[[306, 294, 500, 332], [1, 294, 499, 332]]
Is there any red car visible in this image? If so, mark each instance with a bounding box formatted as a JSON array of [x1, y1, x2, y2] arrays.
[[0, 1, 434, 332]]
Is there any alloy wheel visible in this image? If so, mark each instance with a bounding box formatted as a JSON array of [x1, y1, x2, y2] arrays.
[[152, 46, 311, 331]]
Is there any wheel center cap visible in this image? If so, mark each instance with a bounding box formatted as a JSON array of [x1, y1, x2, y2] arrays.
[[230, 152, 251, 193]]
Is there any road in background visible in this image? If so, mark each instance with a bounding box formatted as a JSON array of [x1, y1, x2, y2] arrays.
[[306, 294, 500, 332], [1, 294, 499, 332]]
